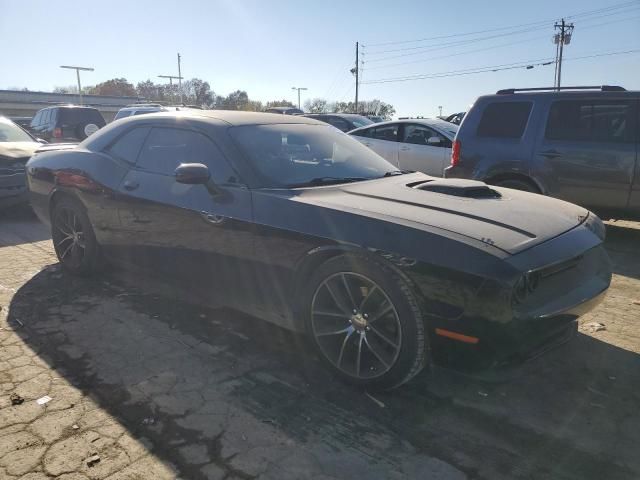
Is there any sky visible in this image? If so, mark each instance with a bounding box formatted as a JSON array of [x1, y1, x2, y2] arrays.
[[1, 0, 639, 117]]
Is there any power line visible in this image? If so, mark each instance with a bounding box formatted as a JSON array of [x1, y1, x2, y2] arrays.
[[361, 48, 640, 85], [365, 13, 640, 71], [363, 0, 639, 48]]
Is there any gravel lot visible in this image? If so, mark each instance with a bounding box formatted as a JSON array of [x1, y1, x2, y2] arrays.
[[1, 208, 639, 480]]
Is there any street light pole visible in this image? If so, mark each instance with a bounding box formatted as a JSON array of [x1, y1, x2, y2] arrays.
[[177, 53, 183, 104], [438, 106, 443, 117], [291, 87, 308, 109], [60, 65, 94, 105]]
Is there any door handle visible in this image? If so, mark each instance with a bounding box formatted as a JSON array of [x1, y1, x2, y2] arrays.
[[400, 146, 411, 151], [201, 211, 225, 224], [539, 149, 562, 159], [123, 180, 139, 191]]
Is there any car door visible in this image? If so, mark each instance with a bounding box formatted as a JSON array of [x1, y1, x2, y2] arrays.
[[397, 123, 451, 176], [535, 97, 637, 211], [354, 124, 400, 166], [116, 123, 255, 308]]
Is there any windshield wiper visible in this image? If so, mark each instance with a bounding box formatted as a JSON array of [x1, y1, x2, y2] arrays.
[[287, 177, 369, 188]]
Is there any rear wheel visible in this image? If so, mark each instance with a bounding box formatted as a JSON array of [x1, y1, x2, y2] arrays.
[[51, 197, 102, 275], [304, 255, 427, 390]]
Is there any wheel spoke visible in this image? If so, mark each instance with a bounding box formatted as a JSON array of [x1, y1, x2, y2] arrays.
[[316, 325, 352, 337], [367, 302, 393, 324], [56, 235, 74, 248], [356, 332, 364, 377], [337, 329, 355, 367], [324, 281, 351, 314], [368, 324, 399, 349], [359, 286, 378, 311], [341, 273, 357, 310], [364, 334, 390, 369], [313, 310, 351, 319], [59, 241, 75, 260]]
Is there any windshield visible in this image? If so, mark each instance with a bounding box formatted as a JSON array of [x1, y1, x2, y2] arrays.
[[230, 123, 397, 188], [0, 117, 34, 142]]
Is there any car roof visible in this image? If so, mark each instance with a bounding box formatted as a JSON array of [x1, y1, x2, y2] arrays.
[[117, 109, 324, 127], [305, 113, 368, 118], [477, 89, 640, 102], [349, 117, 458, 135]]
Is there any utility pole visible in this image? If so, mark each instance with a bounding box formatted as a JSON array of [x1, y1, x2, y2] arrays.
[[177, 53, 183, 104], [553, 19, 574, 90], [60, 65, 94, 105], [291, 87, 308, 109], [354, 42, 359, 114], [438, 106, 443, 117]]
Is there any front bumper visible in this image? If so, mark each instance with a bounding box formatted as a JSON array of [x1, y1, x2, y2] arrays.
[[0, 171, 28, 208]]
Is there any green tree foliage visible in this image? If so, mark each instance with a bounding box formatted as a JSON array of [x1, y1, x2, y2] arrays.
[[265, 99, 295, 109], [88, 78, 136, 97], [181, 78, 215, 107], [217, 90, 249, 110]]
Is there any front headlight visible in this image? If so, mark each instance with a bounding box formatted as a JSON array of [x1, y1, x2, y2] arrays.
[[583, 212, 606, 241]]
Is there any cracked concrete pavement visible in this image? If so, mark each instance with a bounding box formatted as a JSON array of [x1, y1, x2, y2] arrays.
[[0, 208, 639, 479]]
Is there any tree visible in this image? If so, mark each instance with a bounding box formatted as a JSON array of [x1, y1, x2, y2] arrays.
[[329, 99, 395, 119], [217, 90, 249, 110], [88, 78, 136, 97], [265, 99, 295, 109], [136, 80, 166, 101], [304, 98, 328, 113], [181, 78, 215, 107]]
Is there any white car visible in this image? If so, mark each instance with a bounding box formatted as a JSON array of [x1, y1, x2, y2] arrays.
[[349, 118, 458, 177]]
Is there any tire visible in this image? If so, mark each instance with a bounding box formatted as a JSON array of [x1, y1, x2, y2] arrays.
[[51, 197, 102, 275], [492, 178, 538, 193], [304, 254, 427, 390]]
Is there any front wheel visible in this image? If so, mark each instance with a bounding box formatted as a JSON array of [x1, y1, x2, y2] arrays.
[[51, 197, 102, 275], [304, 255, 427, 390]]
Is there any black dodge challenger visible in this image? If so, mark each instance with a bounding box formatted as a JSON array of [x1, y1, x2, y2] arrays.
[[26, 111, 612, 390]]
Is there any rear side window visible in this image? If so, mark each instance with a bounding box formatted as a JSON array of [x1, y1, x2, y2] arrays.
[[371, 124, 399, 142], [106, 127, 150, 164], [31, 111, 41, 127], [350, 127, 371, 138], [114, 111, 131, 121], [477, 102, 532, 138], [545, 100, 634, 143]]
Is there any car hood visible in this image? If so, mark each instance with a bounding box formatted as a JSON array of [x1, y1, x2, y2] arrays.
[[292, 173, 589, 255], [0, 142, 40, 162]]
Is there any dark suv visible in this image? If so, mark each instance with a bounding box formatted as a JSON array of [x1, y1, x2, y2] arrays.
[[445, 86, 639, 219], [29, 105, 106, 143]]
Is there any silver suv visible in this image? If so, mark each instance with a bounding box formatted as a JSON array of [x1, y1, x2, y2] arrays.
[[445, 85, 639, 219]]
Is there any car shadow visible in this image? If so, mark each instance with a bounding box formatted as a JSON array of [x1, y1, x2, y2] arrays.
[[604, 223, 640, 280], [7, 266, 640, 480]]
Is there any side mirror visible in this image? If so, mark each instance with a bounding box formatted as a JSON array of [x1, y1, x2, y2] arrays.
[[427, 136, 442, 146], [37, 138, 48, 144], [175, 163, 210, 184]]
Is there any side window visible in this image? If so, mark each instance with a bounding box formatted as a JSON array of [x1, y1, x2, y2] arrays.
[[477, 102, 532, 138], [350, 127, 371, 138], [49, 109, 58, 126], [402, 124, 450, 147], [325, 117, 350, 132], [545, 100, 634, 143], [106, 127, 150, 164], [41, 110, 50, 127], [137, 128, 236, 182], [371, 124, 399, 142], [31, 112, 41, 127]]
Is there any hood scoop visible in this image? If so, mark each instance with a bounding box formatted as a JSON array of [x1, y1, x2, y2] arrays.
[[412, 179, 501, 199]]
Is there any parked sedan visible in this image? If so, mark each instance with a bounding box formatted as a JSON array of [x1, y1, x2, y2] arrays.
[[27, 111, 611, 390], [349, 118, 457, 177], [0, 116, 42, 208], [303, 113, 373, 132]]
